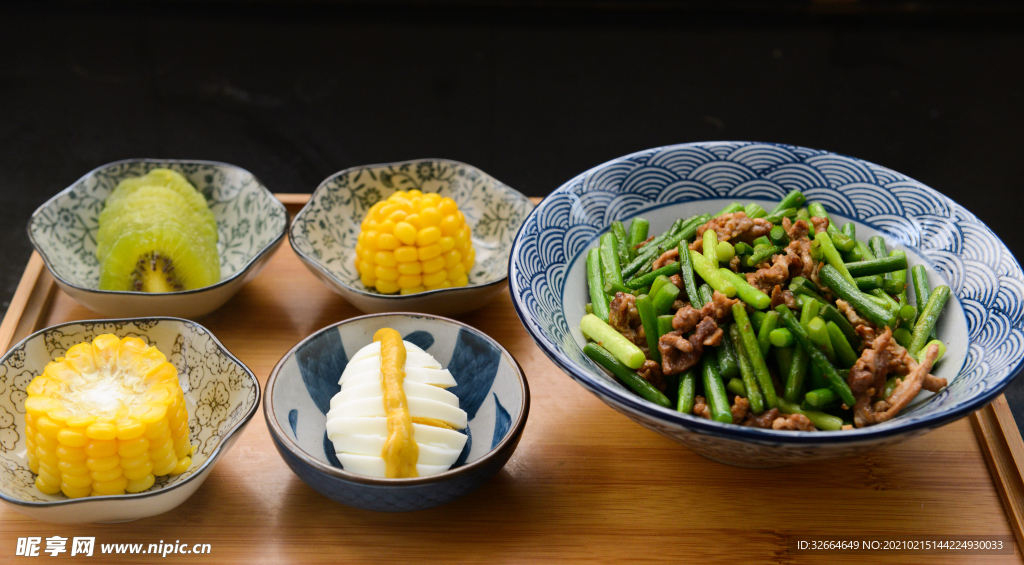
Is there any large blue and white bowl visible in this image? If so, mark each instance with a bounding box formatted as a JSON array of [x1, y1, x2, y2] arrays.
[[510, 141, 1024, 467], [264, 313, 529, 511]]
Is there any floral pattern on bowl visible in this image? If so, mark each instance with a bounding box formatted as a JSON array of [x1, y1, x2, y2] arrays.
[[289, 159, 534, 316], [0, 318, 260, 523], [509, 141, 1024, 467], [28, 159, 288, 319]]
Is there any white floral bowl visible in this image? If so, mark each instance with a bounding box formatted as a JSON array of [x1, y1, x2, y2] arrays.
[[0, 318, 260, 523], [289, 159, 534, 316], [28, 159, 288, 319], [510, 141, 1024, 468]]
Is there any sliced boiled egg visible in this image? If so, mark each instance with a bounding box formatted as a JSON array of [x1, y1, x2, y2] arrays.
[[326, 338, 468, 478]]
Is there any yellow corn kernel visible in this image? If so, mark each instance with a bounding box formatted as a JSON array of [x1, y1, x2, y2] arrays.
[[362, 231, 379, 251], [85, 440, 118, 459], [87, 455, 120, 472], [36, 416, 62, 439], [118, 437, 150, 458], [447, 263, 466, 282], [440, 214, 462, 237], [405, 213, 423, 229], [376, 220, 395, 235], [56, 445, 86, 462], [35, 431, 58, 451], [397, 262, 422, 275], [376, 233, 399, 250], [123, 462, 153, 481], [394, 246, 418, 263], [360, 272, 376, 288], [395, 222, 418, 245], [62, 472, 92, 489], [423, 270, 447, 287], [443, 250, 462, 269], [86, 423, 117, 441], [37, 462, 56, 480], [386, 209, 408, 223], [126, 474, 155, 493], [120, 452, 150, 470], [59, 460, 90, 476], [438, 197, 458, 216], [397, 274, 422, 289], [25, 335, 191, 498], [57, 428, 88, 447], [61, 483, 92, 499], [116, 419, 146, 441], [171, 457, 192, 475], [93, 476, 128, 496], [418, 244, 442, 262], [454, 274, 469, 287], [400, 286, 426, 295], [375, 251, 397, 268], [438, 236, 455, 253], [35, 443, 59, 467], [416, 226, 441, 246], [420, 207, 442, 226], [153, 453, 178, 476], [35, 476, 61, 495], [422, 256, 446, 275], [374, 266, 399, 282], [425, 280, 452, 291], [375, 279, 400, 294], [90, 466, 123, 483], [145, 419, 169, 440]]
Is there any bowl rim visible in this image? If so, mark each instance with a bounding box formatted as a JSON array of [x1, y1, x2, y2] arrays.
[[263, 311, 531, 486], [508, 140, 1024, 446], [26, 158, 289, 297], [288, 157, 534, 302], [0, 316, 262, 507]]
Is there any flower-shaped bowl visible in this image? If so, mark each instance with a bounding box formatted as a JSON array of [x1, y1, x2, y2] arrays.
[[265, 312, 529, 511], [28, 159, 288, 319], [289, 159, 534, 316], [509, 141, 1024, 468], [0, 318, 260, 523]]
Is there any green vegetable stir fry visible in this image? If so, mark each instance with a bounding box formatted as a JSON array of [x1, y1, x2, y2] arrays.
[[581, 190, 949, 431]]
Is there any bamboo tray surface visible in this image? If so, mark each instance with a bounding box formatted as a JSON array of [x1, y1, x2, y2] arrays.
[[1, 195, 1021, 564]]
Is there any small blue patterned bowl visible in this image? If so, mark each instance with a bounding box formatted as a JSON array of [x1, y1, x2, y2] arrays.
[[28, 159, 288, 319], [510, 141, 1024, 468], [289, 159, 534, 317], [264, 313, 529, 511], [0, 318, 260, 523]]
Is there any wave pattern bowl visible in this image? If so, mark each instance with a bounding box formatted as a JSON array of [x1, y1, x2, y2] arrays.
[[509, 141, 1024, 467], [265, 312, 529, 511], [28, 159, 288, 319], [289, 159, 534, 316], [0, 318, 260, 523]]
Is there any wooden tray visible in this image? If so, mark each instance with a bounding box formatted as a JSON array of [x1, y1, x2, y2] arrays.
[[2, 194, 1022, 564]]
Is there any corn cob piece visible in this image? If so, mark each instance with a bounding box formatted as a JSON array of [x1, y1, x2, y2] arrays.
[[354, 190, 475, 294], [24, 334, 192, 498]]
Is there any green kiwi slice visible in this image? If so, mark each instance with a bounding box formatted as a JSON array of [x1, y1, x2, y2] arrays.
[[96, 171, 221, 292]]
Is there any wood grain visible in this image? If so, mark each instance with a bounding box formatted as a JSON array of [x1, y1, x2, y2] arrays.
[[0, 196, 1021, 564], [974, 395, 1024, 552]]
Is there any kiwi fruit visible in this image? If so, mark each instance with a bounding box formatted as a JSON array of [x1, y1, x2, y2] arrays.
[[96, 170, 220, 292]]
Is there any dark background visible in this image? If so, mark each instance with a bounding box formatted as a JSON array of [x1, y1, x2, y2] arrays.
[[2, 1, 1023, 432]]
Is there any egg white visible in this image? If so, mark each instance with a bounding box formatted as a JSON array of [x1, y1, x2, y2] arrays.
[[326, 340, 469, 477]]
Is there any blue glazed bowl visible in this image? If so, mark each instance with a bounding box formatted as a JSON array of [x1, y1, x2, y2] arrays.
[[264, 313, 529, 511], [509, 141, 1024, 468]]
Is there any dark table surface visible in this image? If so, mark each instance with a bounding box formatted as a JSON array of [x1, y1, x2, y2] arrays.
[[3, 1, 1023, 436]]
